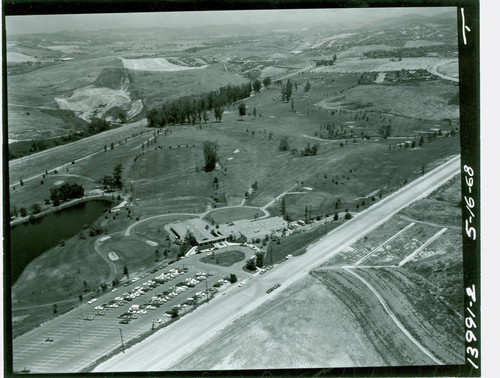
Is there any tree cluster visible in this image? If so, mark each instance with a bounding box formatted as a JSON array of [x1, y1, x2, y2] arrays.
[[281, 79, 293, 102], [87, 118, 111, 134], [50, 183, 84, 206], [301, 142, 320, 156], [146, 82, 253, 127], [379, 125, 392, 139], [99, 163, 123, 190]]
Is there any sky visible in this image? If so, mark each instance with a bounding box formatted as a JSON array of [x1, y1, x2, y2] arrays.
[[6, 7, 455, 35]]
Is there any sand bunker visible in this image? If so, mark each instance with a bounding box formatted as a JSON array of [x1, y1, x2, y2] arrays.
[[108, 252, 119, 261], [146, 240, 158, 247], [99, 236, 111, 242]]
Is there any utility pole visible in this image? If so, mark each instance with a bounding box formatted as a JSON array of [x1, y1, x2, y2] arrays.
[[119, 328, 125, 353]]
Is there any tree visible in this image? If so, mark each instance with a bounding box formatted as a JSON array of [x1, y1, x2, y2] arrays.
[[256, 252, 264, 268], [123, 265, 129, 278], [203, 141, 219, 172], [30, 203, 41, 215], [229, 273, 238, 283], [263, 77, 271, 87], [214, 105, 223, 122], [202, 110, 209, 124], [53, 304, 58, 314], [246, 258, 257, 271], [279, 137, 290, 151], [344, 212, 352, 220], [253, 107, 257, 118], [290, 98, 295, 112], [253, 79, 262, 93], [113, 163, 123, 189], [19, 207, 27, 217], [170, 307, 179, 318], [282, 79, 293, 102], [238, 103, 246, 118], [155, 249, 160, 261], [304, 81, 311, 92], [379, 125, 392, 139]]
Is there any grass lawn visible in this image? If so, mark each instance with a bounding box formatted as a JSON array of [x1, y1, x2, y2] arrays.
[[264, 220, 342, 265], [199, 250, 246, 267], [204, 207, 265, 225]]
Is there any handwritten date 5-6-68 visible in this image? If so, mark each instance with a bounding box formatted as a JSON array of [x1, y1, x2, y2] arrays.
[[463, 165, 476, 241]]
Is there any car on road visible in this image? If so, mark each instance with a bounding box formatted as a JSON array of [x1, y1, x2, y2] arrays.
[[266, 283, 281, 294], [238, 281, 246, 287], [285, 254, 292, 259]]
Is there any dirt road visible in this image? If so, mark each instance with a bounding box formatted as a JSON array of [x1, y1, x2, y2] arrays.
[[94, 155, 460, 372]]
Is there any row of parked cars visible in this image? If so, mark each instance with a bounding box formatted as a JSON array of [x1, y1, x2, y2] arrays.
[[115, 271, 210, 325]]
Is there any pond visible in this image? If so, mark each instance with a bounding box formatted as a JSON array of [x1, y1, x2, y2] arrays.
[[9, 200, 111, 285]]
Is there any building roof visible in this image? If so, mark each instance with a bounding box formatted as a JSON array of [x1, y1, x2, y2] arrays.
[[169, 218, 224, 244]]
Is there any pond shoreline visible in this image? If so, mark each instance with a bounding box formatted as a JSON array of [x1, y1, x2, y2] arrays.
[[10, 194, 114, 227]]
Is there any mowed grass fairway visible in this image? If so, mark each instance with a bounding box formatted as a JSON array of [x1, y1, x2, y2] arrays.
[[172, 276, 387, 370]]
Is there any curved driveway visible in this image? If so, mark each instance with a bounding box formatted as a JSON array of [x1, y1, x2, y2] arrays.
[[95, 155, 460, 372]]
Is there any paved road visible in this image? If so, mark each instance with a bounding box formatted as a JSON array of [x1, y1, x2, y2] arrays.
[[12, 245, 255, 373], [8, 119, 150, 185], [94, 155, 460, 372]]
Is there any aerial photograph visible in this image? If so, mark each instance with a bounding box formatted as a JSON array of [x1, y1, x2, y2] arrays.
[[6, 6, 466, 374]]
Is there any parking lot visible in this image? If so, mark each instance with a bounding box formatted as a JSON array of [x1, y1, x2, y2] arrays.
[[13, 245, 256, 373]]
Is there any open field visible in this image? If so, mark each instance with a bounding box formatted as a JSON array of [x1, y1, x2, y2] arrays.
[[121, 57, 207, 71], [313, 57, 457, 74], [437, 61, 459, 79], [7, 52, 39, 62], [128, 64, 248, 108], [173, 275, 388, 369], [316, 81, 459, 120]]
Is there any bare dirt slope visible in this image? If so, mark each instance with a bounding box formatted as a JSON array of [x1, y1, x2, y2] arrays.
[[172, 276, 388, 370]]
